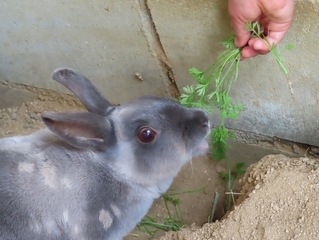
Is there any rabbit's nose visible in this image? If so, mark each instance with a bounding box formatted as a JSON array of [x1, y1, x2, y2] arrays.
[[202, 119, 211, 131], [202, 120, 209, 128], [193, 110, 210, 128]]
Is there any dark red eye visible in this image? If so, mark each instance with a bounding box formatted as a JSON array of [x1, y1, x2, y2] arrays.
[[137, 127, 157, 143]]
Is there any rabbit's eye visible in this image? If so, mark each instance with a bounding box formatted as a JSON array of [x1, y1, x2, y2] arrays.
[[137, 127, 157, 143]]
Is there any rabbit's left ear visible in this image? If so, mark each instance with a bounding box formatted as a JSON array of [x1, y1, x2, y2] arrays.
[[41, 112, 115, 150], [52, 68, 113, 116]]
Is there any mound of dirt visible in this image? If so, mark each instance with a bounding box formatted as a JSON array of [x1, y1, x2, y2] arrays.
[[161, 154, 319, 240]]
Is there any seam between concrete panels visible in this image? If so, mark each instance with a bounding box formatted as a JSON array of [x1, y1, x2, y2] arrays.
[[137, 0, 180, 98]]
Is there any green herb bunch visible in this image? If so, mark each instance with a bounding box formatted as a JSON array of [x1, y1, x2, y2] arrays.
[[137, 186, 205, 237], [180, 22, 290, 161], [179, 36, 244, 160]]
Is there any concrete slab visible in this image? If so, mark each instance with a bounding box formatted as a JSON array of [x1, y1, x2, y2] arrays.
[[0, 0, 170, 104]]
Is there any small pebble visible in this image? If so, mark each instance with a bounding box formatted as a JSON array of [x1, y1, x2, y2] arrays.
[[29, 112, 37, 120], [11, 112, 17, 120]]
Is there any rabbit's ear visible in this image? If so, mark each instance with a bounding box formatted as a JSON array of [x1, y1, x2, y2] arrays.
[[41, 112, 114, 150], [52, 68, 113, 116]]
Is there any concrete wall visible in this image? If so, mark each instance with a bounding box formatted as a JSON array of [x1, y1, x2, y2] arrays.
[[1, 0, 319, 147]]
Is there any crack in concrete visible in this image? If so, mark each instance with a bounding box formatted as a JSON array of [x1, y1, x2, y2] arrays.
[[137, 0, 180, 98]]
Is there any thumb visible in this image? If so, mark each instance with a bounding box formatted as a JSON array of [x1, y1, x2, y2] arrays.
[[264, 27, 289, 47]]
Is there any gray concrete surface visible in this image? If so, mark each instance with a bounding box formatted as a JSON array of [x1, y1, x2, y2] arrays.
[[0, 0, 178, 104], [0, 0, 319, 146]]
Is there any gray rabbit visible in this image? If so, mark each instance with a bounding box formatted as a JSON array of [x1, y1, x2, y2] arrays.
[[0, 68, 210, 240]]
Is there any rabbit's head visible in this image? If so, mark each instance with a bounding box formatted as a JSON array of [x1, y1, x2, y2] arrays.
[[42, 68, 210, 187], [109, 96, 210, 186]]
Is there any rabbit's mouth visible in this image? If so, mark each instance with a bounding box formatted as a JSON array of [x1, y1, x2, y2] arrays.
[[199, 140, 209, 152], [192, 139, 209, 157]]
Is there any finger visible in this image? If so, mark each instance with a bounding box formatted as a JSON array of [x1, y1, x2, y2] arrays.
[[260, 0, 294, 45], [228, 1, 259, 48], [234, 31, 251, 48], [232, 20, 252, 48], [241, 46, 259, 59], [249, 24, 290, 56], [228, 0, 262, 47], [248, 38, 270, 53], [264, 28, 288, 47]]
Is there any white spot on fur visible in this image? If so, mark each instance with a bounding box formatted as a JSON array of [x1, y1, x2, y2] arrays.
[[63, 210, 69, 224], [41, 165, 57, 188], [99, 209, 113, 230], [44, 219, 59, 235], [110, 204, 121, 217], [73, 225, 79, 234], [29, 221, 42, 233], [61, 177, 72, 189], [18, 162, 34, 173]]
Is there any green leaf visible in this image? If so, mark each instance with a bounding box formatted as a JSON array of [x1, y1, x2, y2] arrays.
[[285, 43, 295, 50], [220, 171, 231, 181], [195, 84, 207, 97], [221, 37, 236, 50], [235, 162, 245, 174], [181, 85, 195, 94], [189, 67, 204, 82]]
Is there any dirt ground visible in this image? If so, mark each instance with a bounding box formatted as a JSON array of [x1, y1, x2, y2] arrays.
[[160, 154, 319, 240], [0, 84, 85, 137], [1, 84, 318, 240]]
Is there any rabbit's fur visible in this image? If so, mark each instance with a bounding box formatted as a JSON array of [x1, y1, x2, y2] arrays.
[[0, 68, 210, 240]]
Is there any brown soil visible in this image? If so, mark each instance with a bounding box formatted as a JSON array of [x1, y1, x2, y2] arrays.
[[0, 84, 84, 137], [160, 154, 319, 240]]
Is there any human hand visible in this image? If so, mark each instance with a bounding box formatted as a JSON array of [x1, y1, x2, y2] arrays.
[[228, 0, 294, 59]]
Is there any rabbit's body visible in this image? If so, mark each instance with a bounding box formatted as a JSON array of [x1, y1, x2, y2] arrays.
[[0, 68, 210, 240], [0, 133, 160, 240]]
